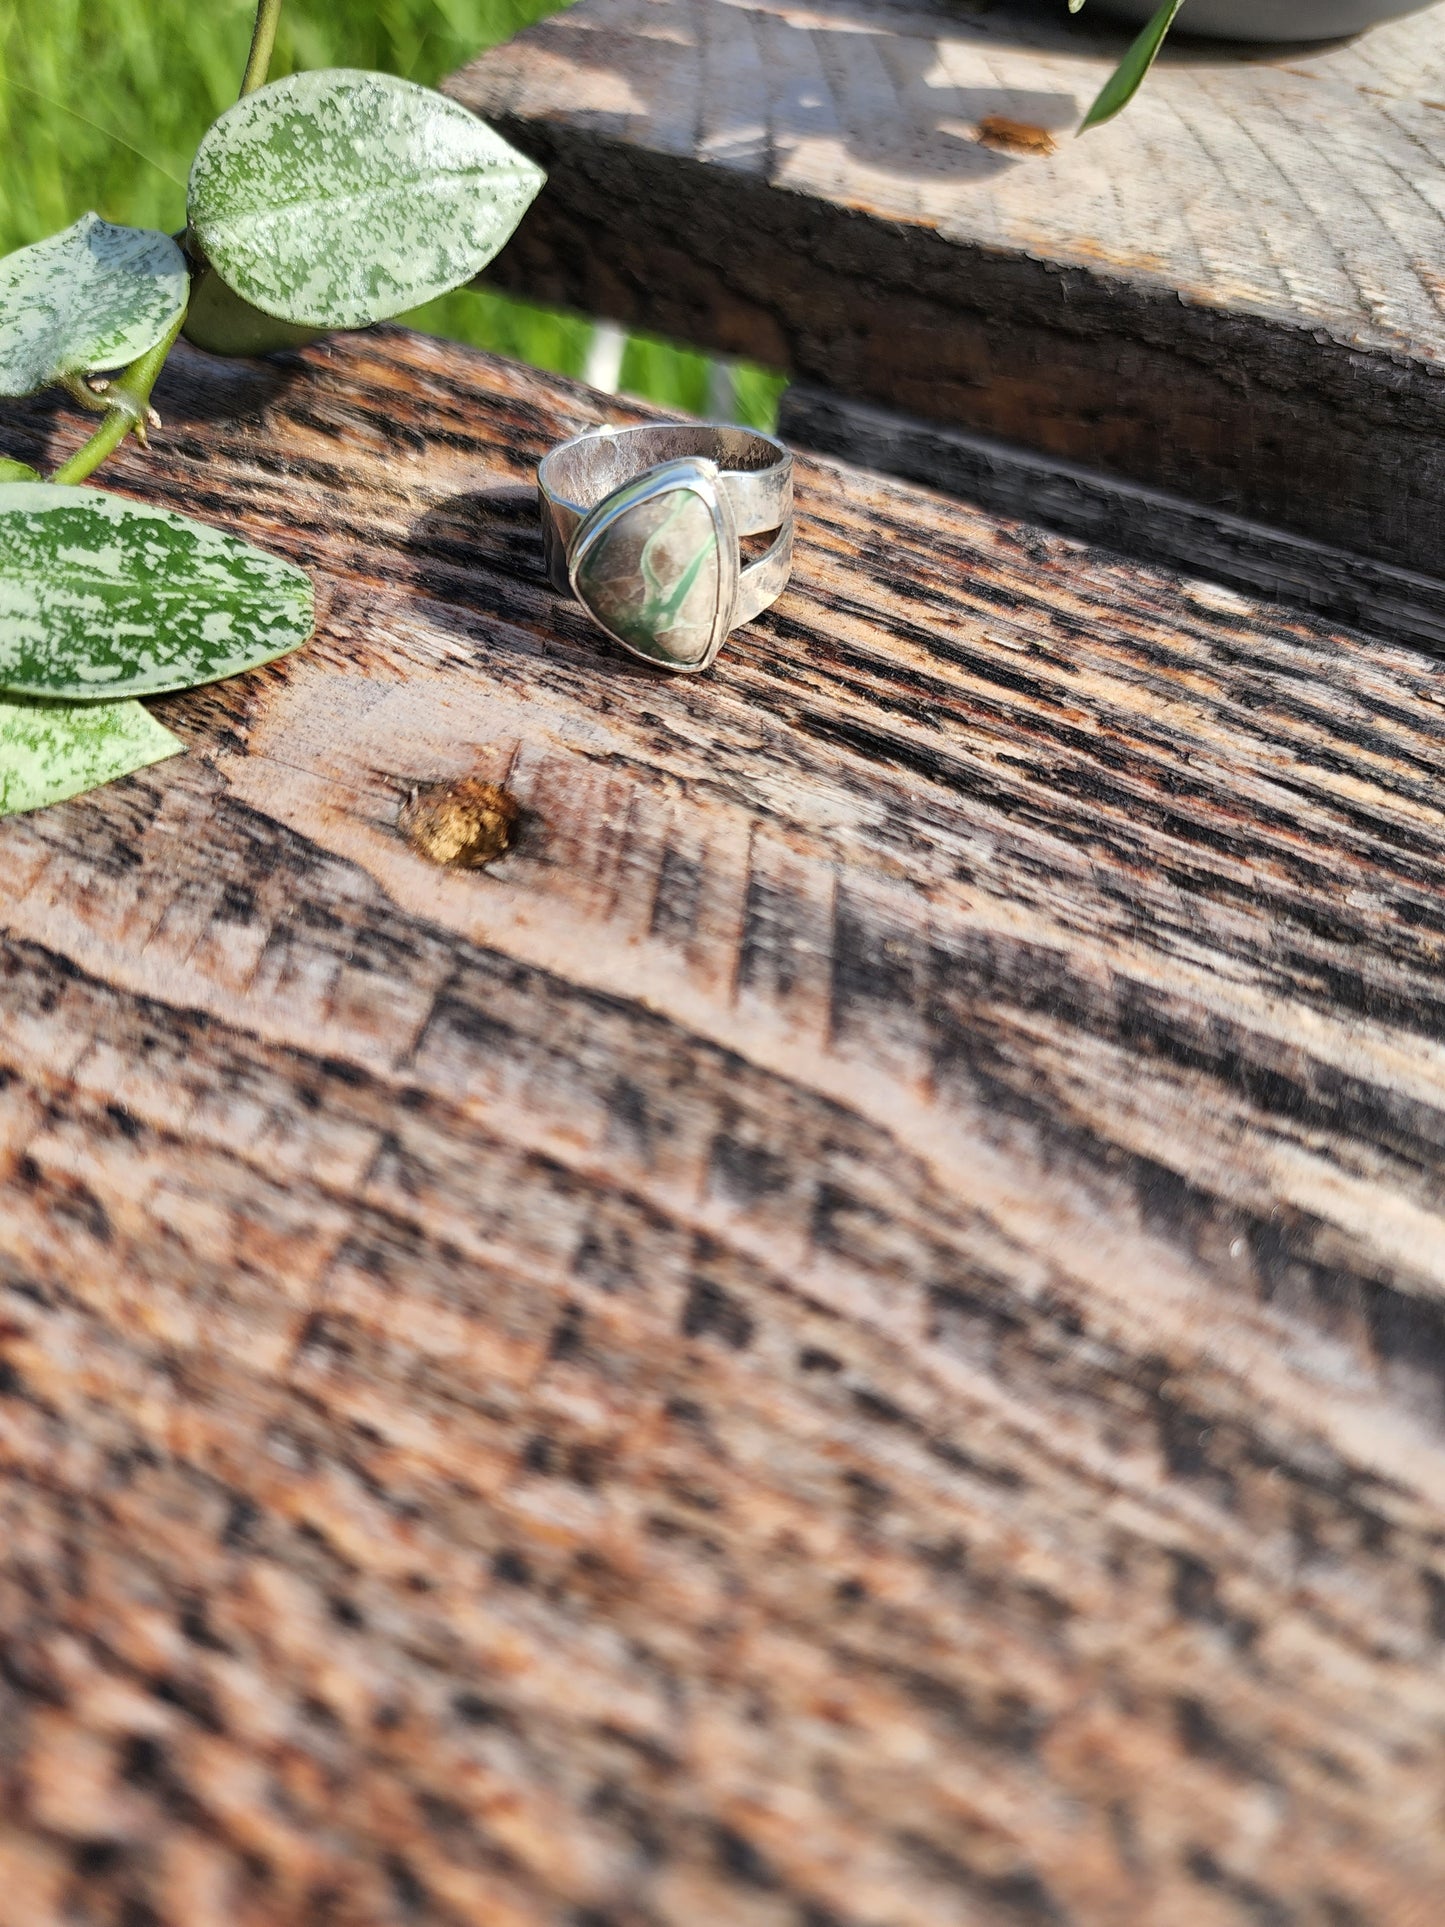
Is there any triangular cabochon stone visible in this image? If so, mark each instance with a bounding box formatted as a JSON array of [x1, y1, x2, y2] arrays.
[[575, 485, 721, 667]]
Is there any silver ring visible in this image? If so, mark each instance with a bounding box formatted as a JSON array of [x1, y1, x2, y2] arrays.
[[538, 424, 794, 673]]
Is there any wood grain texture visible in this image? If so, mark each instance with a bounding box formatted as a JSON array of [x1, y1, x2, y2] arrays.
[[2, 329, 1445, 1926], [778, 381, 1445, 651], [450, 0, 1445, 575]]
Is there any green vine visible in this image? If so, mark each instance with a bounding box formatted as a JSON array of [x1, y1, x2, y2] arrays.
[[45, 0, 283, 492], [52, 307, 185, 486], [0, 0, 545, 812], [239, 0, 285, 100]]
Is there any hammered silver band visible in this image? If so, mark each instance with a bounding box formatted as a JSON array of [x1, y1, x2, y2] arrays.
[[538, 424, 793, 673]]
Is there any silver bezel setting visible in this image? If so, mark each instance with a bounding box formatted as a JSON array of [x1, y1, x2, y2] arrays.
[[566, 457, 741, 675]]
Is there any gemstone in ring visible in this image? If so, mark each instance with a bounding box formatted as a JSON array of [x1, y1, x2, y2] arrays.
[[537, 424, 793, 674]]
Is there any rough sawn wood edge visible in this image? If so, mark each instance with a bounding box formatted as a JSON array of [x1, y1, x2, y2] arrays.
[[449, 0, 1445, 578], [780, 382, 1445, 654]]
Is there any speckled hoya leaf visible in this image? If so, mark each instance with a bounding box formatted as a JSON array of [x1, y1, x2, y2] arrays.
[[187, 69, 545, 329], [0, 213, 189, 398], [0, 486, 314, 701], [0, 694, 181, 816]]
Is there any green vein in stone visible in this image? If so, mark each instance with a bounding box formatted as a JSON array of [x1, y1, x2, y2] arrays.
[[576, 486, 722, 666], [648, 527, 717, 627]]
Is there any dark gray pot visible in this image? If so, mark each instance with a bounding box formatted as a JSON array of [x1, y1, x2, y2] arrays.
[[1090, 0, 1436, 38]]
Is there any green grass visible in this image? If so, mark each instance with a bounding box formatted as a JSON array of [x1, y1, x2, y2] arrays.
[[0, 0, 784, 425]]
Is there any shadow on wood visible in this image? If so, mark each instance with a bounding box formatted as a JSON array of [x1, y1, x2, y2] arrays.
[[452, 0, 1445, 575], [1, 328, 1444, 1925]]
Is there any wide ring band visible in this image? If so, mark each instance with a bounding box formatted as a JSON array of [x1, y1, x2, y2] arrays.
[[538, 424, 794, 673]]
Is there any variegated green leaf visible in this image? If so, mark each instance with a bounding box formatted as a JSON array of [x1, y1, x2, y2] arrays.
[[187, 69, 545, 330], [182, 262, 325, 358], [0, 458, 40, 483], [0, 485, 314, 700], [0, 693, 182, 816], [0, 213, 189, 398]]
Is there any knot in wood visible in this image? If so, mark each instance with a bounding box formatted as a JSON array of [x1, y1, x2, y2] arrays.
[[399, 778, 519, 869], [975, 116, 1057, 158]]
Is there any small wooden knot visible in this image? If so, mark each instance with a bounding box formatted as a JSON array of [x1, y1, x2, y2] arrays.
[[399, 778, 520, 869], [977, 115, 1057, 158]]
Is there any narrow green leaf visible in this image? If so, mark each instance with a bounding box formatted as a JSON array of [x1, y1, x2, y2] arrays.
[[188, 69, 546, 330], [1080, 0, 1184, 131], [0, 693, 181, 816], [0, 459, 41, 483], [0, 213, 189, 398], [0, 485, 314, 700]]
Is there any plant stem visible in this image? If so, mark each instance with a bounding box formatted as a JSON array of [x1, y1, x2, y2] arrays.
[[48, 0, 280, 488], [52, 310, 187, 487], [61, 373, 113, 414], [240, 0, 283, 98]]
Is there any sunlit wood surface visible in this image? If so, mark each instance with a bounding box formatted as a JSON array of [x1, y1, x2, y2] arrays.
[[453, 0, 1445, 574], [1, 329, 1444, 1924]]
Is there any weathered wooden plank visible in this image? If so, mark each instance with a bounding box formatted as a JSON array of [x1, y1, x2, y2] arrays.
[[450, 0, 1445, 575], [2, 330, 1445, 1925], [780, 380, 1445, 651]]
